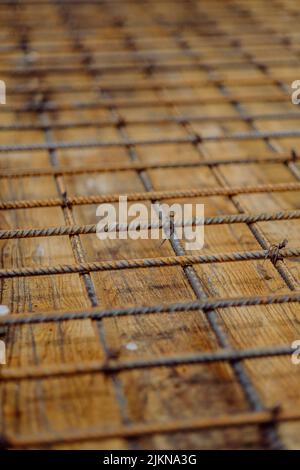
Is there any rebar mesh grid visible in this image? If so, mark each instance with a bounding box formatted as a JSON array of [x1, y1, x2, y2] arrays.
[[0, 0, 300, 450]]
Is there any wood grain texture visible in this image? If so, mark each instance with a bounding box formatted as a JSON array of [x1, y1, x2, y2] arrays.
[[0, 0, 300, 450]]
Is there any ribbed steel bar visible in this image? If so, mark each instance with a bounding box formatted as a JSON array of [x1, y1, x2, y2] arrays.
[[0, 292, 299, 327], [2, 130, 300, 152], [0, 35, 297, 56], [0, 57, 298, 74], [0, 345, 295, 381], [0, 247, 299, 279], [213, 25, 300, 293], [1, 208, 299, 239], [0, 154, 297, 179], [3, 409, 300, 449], [0, 94, 289, 112], [1, 182, 299, 210], [56, 2, 136, 433], [95, 6, 280, 452]]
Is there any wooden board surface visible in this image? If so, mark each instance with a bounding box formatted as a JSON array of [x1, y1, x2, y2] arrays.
[[0, 0, 300, 449]]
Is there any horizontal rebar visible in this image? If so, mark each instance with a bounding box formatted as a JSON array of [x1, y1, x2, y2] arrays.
[[0, 29, 297, 45], [4, 75, 299, 94], [1, 112, 300, 132], [0, 0, 299, 452], [1, 94, 289, 113], [1, 209, 299, 240], [0, 247, 299, 279], [1, 47, 296, 67], [1, 182, 300, 210], [0, 42, 293, 59], [3, 408, 299, 448], [1, 129, 300, 153], [0, 292, 299, 327], [0, 57, 298, 75], [0, 344, 294, 381], [0, 31, 296, 55], [0, 154, 297, 179]]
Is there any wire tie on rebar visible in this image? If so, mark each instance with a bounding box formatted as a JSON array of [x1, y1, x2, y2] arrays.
[[116, 116, 126, 129], [62, 191, 71, 210], [265, 239, 288, 265], [291, 148, 298, 162], [270, 404, 282, 423], [193, 133, 203, 145]]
